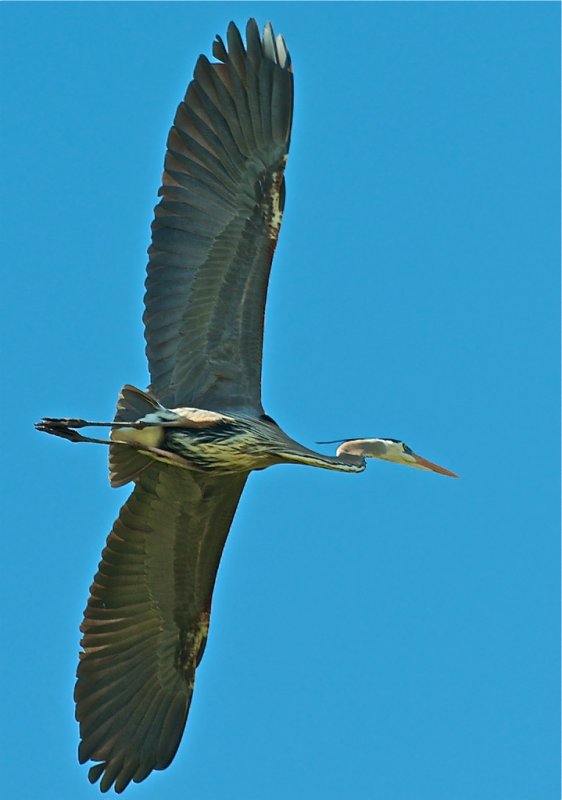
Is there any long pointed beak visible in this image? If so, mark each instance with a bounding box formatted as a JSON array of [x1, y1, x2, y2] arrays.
[[412, 453, 459, 478]]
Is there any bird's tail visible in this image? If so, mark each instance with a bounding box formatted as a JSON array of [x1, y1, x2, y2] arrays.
[[109, 385, 164, 487], [114, 384, 163, 423]]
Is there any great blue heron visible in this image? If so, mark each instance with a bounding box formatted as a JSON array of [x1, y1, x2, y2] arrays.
[[37, 19, 457, 794]]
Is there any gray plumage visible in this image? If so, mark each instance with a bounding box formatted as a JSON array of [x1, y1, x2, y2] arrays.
[[76, 21, 296, 791], [76, 465, 248, 793], [146, 19, 293, 414], [36, 16, 457, 795]]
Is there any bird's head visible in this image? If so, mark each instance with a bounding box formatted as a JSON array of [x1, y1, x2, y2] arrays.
[[322, 437, 458, 477]]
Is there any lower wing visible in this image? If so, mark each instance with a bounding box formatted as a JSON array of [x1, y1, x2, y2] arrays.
[[75, 463, 248, 792]]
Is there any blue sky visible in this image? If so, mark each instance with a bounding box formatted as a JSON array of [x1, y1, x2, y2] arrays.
[[2, 3, 559, 798]]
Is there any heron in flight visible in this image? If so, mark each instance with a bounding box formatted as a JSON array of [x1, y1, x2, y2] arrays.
[[37, 19, 457, 793]]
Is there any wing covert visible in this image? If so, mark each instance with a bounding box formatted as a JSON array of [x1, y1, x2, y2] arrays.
[[145, 19, 293, 413]]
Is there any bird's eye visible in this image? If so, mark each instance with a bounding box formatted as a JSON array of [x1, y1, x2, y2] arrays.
[[402, 444, 413, 455]]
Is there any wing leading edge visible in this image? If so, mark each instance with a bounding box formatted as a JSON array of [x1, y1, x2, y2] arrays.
[[145, 19, 294, 414]]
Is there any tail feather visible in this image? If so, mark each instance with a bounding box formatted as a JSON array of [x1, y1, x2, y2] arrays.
[[114, 384, 163, 423], [110, 386, 163, 488]]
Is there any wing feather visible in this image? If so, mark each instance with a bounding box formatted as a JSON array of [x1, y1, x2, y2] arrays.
[[145, 19, 293, 413], [75, 464, 248, 792]]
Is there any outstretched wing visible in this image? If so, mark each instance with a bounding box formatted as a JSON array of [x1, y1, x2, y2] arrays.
[[145, 19, 293, 414], [75, 464, 248, 793]]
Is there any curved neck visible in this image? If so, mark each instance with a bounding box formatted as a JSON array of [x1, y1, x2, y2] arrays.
[[275, 440, 365, 473]]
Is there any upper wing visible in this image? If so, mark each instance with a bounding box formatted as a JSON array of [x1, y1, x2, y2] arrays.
[[145, 19, 293, 414], [75, 463, 248, 792]]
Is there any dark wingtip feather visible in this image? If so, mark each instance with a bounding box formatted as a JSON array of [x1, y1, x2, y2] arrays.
[[99, 756, 127, 794], [132, 762, 153, 784], [155, 692, 191, 766], [212, 34, 228, 63], [88, 762, 106, 784], [227, 20, 246, 59], [245, 18, 263, 68]]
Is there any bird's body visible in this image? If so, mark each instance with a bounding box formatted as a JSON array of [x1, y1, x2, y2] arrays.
[[161, 413, 366, 474], [108, 388, 366, 476], [37, 19, 456, 793]]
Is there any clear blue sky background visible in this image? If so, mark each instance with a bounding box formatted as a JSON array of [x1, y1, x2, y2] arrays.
[[1, 3, 559, 799]]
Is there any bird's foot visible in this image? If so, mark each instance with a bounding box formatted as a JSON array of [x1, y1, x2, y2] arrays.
[[35, 419, 88, 442], [39, 417, 89, 429]]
